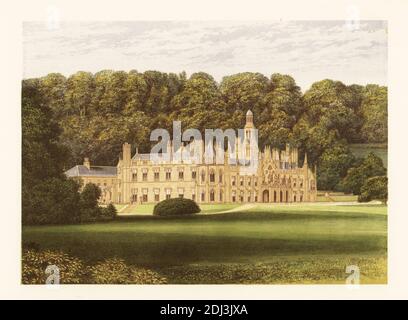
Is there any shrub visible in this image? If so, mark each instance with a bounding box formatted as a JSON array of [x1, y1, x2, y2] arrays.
[[358, 176, 388, 204], [22, 177, 82, 225], [340, 152, 386, 195], [22, 250, 167, 284], [22, 241, 40, 251], [89, 258, 166, 284], [153, 198, 201, 217], [22, 250, 87, 284], [101, 203, 117, 219], [80, 183, 102, 216]]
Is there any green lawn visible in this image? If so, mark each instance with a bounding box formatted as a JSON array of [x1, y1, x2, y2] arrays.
[[316, 192, 358, 202], [117, 203, 240, 214], [22, 204, 387, 284]]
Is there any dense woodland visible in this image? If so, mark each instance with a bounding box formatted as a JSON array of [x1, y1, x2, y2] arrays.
[[22, 70, 388, 224]]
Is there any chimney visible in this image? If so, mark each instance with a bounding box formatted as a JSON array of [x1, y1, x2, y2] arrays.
[[123, 142, 131, 166], [83, 157, 91, 170]]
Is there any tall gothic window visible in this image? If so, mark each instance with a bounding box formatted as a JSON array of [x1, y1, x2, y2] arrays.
[[166, 169, 171, 181], [209, 170, 215, 183]]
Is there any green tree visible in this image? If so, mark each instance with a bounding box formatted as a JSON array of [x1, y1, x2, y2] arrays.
[[359, 85, 387, 143], [259, 74, 303, 148], [101, 203, 118, 218], [358, 176, 388, 203], [340, 152, 386, 195], [171, 72, 224, 132], [80, 183, 102, 218], [39, 73, 67, 120], [22, 79, 71, 185], [60, 111, 150, 165], [317, 143, 356, 191], [23, 177, 82, 225], [92, 70, 128, 115], [302, 79, 361, 142], [220, 72, 269, 115], [65, 71, 95, 117], [124, 70, 148, 115], [22, 79, 82, 225]]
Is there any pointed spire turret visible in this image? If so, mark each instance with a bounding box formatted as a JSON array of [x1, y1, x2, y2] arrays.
[[245, 109, 254, 129], [303, 152, 308, 168]]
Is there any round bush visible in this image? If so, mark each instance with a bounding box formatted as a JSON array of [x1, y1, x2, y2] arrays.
[[153, 198, 201, 216]]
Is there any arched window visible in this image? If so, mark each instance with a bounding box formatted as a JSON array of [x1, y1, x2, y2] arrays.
[[201, 170, 205, 182], [210, 189, 215, 201], [310, 180, 315, 190], [219, 170, 223, 183], [209, 169, 215, 182]]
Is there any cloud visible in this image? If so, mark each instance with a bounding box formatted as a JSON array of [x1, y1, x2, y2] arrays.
[[23, 21, 387, 91]]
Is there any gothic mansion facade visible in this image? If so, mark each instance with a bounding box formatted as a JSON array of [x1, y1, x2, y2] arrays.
[[65, 111, 317, 204]]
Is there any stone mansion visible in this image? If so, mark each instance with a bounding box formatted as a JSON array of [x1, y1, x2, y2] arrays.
[[65, 110, 317, 204]]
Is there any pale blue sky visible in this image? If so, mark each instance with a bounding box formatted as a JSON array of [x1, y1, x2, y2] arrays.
[[23, 21, 387, 91]]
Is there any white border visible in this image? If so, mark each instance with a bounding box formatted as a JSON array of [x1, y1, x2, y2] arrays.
[[1, 0, 407, 299]]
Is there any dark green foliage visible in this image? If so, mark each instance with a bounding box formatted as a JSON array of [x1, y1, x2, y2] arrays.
[[22, 177, 82, 225], [153, 198, 201, 216], [360, 85, 387, 143], [30, 70, 388, 169], [358, 176, 388, 203], [340, 152, 387, 195], [317, 143, 356, 191], [22, 250, 167, 284], [22, 81, 81, 225], [79, 183, 102, 220], [22, 80, 71, 184], [101, 203, 118, 219]]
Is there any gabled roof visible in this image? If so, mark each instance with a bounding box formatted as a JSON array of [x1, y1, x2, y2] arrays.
[[132, 153, 151, 161], [65, 165, 117, 178]]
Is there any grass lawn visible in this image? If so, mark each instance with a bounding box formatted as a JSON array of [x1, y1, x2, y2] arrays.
[[117, 203, 240, 214], [316, 191, 358, 202], [22, 204, 387, 284]]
